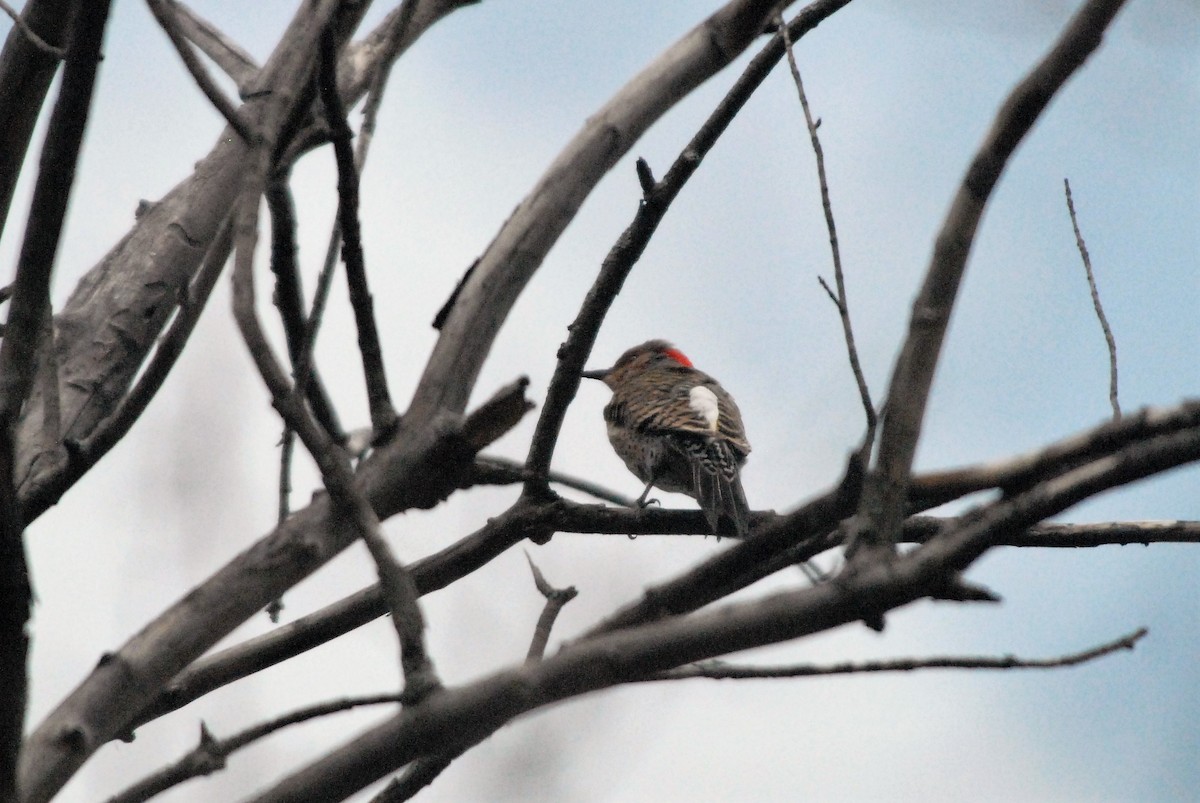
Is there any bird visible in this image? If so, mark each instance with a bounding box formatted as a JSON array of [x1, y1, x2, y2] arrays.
[[581, 340, 752, 537]]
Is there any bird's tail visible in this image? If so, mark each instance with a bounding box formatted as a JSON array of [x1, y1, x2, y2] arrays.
[[689, 440, 751, 537]]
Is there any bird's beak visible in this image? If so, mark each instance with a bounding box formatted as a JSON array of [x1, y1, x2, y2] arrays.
[[580, 368, 610, 381]]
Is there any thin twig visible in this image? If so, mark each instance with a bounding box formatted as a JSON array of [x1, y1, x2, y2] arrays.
[[471, 455, 637, 507], [849, 0, 1130, 562], [779, 14, 874, 447], [146, 0, 256, 143], [317, 27, 398, 437], [524, 552, 579, 662], [107, 694, 404, 803], [0, 0, 65, 58], [650, 627, 1148, 681], [1064, 177, 1119, 419]]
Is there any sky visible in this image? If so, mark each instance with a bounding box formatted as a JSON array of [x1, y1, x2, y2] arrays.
[[2, 0, 1198, 801]]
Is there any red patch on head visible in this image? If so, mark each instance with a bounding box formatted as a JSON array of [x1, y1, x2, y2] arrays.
[[664, 347, 693, 367]]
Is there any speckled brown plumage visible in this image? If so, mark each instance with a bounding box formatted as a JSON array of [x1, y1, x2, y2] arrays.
[[582, 340, 751, 536]]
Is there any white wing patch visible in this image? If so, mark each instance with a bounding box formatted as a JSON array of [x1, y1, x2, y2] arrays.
[[689, 385, 720, 431]]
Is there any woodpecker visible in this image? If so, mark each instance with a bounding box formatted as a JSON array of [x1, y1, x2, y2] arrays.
[[581, 340, 752, 537]]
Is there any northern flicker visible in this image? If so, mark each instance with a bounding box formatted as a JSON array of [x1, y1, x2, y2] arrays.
[[581, 340, 752, 537]]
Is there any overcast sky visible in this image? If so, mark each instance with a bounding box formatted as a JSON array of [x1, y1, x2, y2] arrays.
[[3, 1, 1198, 801]]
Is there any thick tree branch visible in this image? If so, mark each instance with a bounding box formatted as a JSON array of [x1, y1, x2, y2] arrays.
[[852, 0, 1129, 562], [0, 0, 73, 242], [124, 478, 1200, 734], [15, 5, 363, 797], [0, 2, 112, 796], [13, 0, 469, 521]]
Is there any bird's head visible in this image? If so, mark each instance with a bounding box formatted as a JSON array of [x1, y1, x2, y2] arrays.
[[580, 339, 694, 388]]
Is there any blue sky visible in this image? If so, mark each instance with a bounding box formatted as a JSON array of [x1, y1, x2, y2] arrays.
[[3, 1, 1198, 800]]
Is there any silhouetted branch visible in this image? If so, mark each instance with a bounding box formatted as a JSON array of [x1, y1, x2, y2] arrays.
[[108, 694, 403, 803], [168, 0, 258, 90], [851, 0, 1130, 562], [907, 401, 1200, 512], [651, 627, 1147, 680], [525, 552, 578, 662], [0, 2, 113, 793], [17, 5, 353, 798], [1064, 177, 1119, 419], [318, 26, 397, 436], [471, 455, 636, 506], [123, 491, 1200, 733], [779, 12, 874, 449], [146, 0, 255, 143], [371, 752, 464, 802], [0, 0, 75, 243], [0, 0, 63, 58]]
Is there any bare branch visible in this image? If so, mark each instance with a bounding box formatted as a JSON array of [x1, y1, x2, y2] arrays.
[[1064, 177, 1120, 419], [0, 2, 113, 792], [0, 0, 64, 58], [524, 552, 579, 662], [146, 0, 256, 143], [123, 499, 1200, 736], [0, 0, 74, 242], [108, 695, 403, 803], [851, 0, 1130, 561], [908, 402, 1200, 512], [651, 627, 1147, 680], [317, 25, 397, 436], [21, 218, 234, 526], [353, 0, 420, 171], [12, 0, 436, 518], [472, 455, 637, 507], [168, 0, 258, 90], [779, 12, 874, 446], [904, 516, 1200, 549], [582, 454, 864, 638]]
